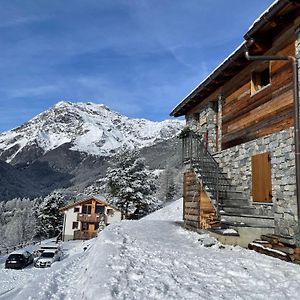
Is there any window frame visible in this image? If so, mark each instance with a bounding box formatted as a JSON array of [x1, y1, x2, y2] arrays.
[[72, 221, 79, 229], [250, 63, 271, 96]]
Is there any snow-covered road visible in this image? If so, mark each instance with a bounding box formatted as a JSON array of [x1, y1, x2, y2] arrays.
[[1, 199, 300, 299]]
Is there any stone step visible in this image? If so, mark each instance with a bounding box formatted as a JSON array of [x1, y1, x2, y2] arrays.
[[203, 180, 231, 187], [220, 191, 248, 200], [219, 197, 249, 205], [196, 173, 230, 183], [195, 171, 226, 180], [220, 206, 256, 215], [220, 213, 275, 228], [220, 206, 274, 217]]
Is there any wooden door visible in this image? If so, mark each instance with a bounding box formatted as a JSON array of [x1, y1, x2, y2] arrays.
[[251, 152, 272, 202], [88, 223, 94, 232]]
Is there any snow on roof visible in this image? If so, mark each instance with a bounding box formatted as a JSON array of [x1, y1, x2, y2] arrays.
[[59, 196, 108, 211], [170, 0, 286, 117], [170, 41, 246, 116], [247, 0, 280, 32], [10, 249, 31, 255], [40, 249, 57, 253], [59, 196, 121, 212]]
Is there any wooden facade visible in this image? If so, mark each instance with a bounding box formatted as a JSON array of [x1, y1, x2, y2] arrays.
[[222, 42, 294, 149]]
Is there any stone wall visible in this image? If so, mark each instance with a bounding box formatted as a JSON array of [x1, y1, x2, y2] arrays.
[[214, 127, 297, 236], [186, 102, 219, 153]]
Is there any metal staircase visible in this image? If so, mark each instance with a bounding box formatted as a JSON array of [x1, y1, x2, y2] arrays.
[[181, 128, 274, 229]]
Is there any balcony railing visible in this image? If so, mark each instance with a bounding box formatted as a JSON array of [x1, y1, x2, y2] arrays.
[[77, 213, 104, 223], [74, 230, 97, 240]]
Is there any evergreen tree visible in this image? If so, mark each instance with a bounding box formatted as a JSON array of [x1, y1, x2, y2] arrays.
[[4, 209, 23, 246], [35, 192, 65, 240], [106, 147, 157, 218], [1, 197, 39, 247], [157, 167, 177, 203]]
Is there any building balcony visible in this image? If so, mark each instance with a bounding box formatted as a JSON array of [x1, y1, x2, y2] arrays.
[[77, 213, 103, 223], [74, 230, 97, 240]]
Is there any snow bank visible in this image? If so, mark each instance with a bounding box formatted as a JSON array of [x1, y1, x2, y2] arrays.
[[143, 198, 183, 222], [3, 198, 300, 299]]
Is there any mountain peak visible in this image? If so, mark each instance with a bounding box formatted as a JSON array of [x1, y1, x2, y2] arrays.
[[0, 101, 184, 164]]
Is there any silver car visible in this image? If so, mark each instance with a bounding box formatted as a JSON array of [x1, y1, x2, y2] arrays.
[[34, 249, 62, 268]]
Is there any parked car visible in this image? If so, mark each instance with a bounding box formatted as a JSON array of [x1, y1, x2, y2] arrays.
[[34, 249, 62, 268], [5, 250, 34, 269], [36, 243, 62, 255]]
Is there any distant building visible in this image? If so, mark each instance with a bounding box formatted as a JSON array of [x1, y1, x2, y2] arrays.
[[60, 196, 122, 241]]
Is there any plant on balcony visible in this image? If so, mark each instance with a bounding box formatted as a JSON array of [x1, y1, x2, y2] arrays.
[[178, 126, 192, 138]]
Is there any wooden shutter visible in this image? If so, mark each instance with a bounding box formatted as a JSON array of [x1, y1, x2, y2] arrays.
[[252, 152, 272, 202]]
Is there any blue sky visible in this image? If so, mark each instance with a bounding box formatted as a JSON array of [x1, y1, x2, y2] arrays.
[[0, 0, 274, 132]]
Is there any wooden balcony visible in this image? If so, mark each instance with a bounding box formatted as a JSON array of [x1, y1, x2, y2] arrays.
[[74, 230, 97, 240], [77, 213, 103, 223]]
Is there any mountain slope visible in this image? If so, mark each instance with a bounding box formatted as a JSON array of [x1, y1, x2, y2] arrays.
[[0, 101, 183, 164], [0, 160, 72, 199], [0, 101, 184, 200]]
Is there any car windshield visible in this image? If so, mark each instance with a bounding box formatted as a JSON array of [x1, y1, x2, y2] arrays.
[[41, 252, 55, 258], [8, 254, 24, 261]]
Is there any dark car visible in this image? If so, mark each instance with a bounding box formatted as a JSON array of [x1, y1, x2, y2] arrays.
[[5, 250, 34, 269]]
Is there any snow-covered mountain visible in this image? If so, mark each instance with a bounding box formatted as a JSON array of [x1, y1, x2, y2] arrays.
[[0, 101, 184, 200], [0, 101, 183, 163]]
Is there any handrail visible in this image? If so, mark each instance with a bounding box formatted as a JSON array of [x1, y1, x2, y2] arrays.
[[180, 129, 232, 210]]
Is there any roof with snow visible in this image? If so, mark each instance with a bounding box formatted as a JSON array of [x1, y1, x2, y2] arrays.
[[59, 196, 120, 212], [170, 0, 300, 117], [10, 249, 32, 255]]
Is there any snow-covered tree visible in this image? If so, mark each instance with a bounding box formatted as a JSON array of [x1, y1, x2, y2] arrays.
[[106, 147, 157, 218], [160, 167, 177, 202], [0, 197, 40, 247], [34, 192, 65, 240], [4, 209, 24, 246]]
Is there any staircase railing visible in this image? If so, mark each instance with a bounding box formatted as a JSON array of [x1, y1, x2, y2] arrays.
[[180, 128, 231, 211]]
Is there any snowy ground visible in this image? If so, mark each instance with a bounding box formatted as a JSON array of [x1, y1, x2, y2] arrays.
[[1, 199, 300, 299]]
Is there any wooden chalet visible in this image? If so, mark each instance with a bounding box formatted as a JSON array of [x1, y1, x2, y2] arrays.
[[59, 196, 122, 241], [171, 0, 300, 249]]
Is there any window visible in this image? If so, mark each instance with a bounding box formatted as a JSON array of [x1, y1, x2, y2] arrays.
[[82, 222, 88, 230], [74, 207, 80, 213], [72, 222, 78, 229], [251, 66, 270, 95], [82, 205, 92, 214], [95, 205, 105, 214], [107, 209, 114, 216]]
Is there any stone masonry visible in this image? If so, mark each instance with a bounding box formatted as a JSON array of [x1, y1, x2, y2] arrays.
[[214, 128, 297, 236]]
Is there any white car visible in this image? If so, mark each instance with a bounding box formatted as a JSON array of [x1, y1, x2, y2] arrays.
[[34, 249, 62, 268]]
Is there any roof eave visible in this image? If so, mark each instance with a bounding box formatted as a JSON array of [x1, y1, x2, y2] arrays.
[[170, 0, 296, 118], [170, 42, 247, 117]]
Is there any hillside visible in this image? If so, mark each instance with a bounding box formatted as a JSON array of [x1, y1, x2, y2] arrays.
[[0, 101, 184, 200], [1, 199, 300, 299]]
